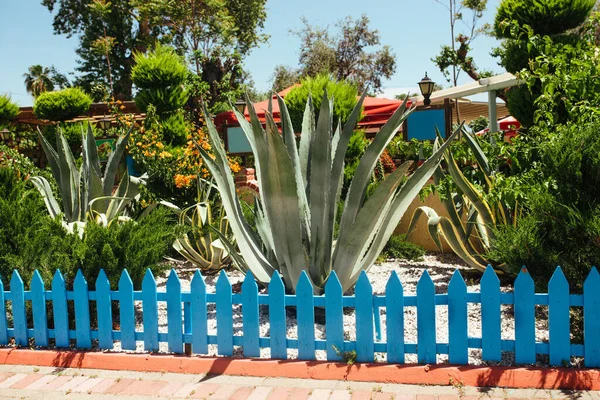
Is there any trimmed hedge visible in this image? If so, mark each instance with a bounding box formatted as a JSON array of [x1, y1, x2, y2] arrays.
[[34, 88, 92, 121]]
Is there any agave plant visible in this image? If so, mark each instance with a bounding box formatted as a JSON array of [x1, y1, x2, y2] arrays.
[[32, 123, 140, 233], [408, 129, 513, 273], [172, 178, 232, 274], [197, 92, 459, 293]]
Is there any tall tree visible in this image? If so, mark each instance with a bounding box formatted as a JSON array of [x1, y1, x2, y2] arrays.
[[432, 0, 491, 85], [23, 65, 54, 98], [137, 0, 268, 111], [269, 65, 301, 92], [42, 0, 155, 100], [288, 14, 396, 94]]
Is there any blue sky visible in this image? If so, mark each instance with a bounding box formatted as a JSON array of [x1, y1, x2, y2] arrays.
[[0, 0, 504, 106]]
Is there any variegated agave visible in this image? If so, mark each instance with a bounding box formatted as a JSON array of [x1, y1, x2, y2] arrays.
[[171, 178, 232, 274], [198, 93, 459, 293], [32, 124, 141, 234], [408, 129, 512, 273]]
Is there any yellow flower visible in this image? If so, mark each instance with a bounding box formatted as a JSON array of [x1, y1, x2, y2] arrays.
[[156, 142, 164, 149], [120, 105, 125, 110], [159, 151, 172, 159]]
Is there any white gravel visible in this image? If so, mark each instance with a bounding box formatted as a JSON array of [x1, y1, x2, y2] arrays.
[[108, 254, 556, 366]]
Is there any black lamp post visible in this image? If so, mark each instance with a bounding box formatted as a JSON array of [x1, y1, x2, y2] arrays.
[[234, 98, 246, 114], [418, 72, 436, 106], [97, 116, 112, 132], [0, 128, 10, 142]]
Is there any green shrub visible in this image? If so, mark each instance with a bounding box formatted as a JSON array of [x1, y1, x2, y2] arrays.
[[381, 234, 425, 261], [132, 44, 190, 116], [160, 110, 188, 146], [33, 88, 92, 121], [284, 74, 360, 131], [0, 168, 49, 285], [3, 207, 178, 290], [494, 0, 595, 37], [488, 121, 600, 291], [0, 94, 19, 124]]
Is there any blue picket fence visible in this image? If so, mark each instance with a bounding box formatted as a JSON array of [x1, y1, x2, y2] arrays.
[[1, 265, 600, 367]]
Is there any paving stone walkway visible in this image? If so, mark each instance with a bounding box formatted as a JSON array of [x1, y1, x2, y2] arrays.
[[0, 364, 597, 399]]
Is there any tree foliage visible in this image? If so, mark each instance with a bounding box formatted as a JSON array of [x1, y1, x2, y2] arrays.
[[269, 65, 301, 92], [431, 0, 492, 85], [135, 0, 268, 111], [132, 44, 190, 114], [493, 1, 596, 126], [494, 0, 596, 38], [42, 0, 152, 99], [283, 74, 360, 131], [282, 14, 396, 94], [0, 95, 19, 124]]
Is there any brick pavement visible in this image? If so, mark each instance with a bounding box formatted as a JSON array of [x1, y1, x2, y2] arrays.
[[0, 364, 597, 399]]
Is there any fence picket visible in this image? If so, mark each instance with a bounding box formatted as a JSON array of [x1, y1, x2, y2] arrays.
[[448, 270, 468, 364], [95, 269, 113, 349], [52, 270, 69, 348], [417, 270, 436, 364], [515, 267, 535, 364], [548, 267, 570, 366], [296, 271, 315, 360], [325, 271, 343, 361], [74, 270, 91, 349], [584, 267, 600, 367], [242, 272, 260, 357], [191, 270, 208, 355], [0, 277, 7, 345], [166, 269, 183, 354], [216, 270, 233, 356], [481, 266, 501, 361], [386, 271, 404, 364], [142, 269, 159, 352], [11, 271, 27, 346], [356, 271, 374, 362], [269, 272, 287, 359], [30, 270, 48, 347], [119, 270, 136, 350]]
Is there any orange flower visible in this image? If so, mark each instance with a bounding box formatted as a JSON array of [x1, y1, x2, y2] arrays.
[[120, 105, 125, 110]]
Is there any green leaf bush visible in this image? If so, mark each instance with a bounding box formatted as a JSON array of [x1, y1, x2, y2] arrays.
[[488, 121, 600, 290], [494, 0, 595, 37], [33, 88, 92, 121], [132, 44, 191, 145], [284, 74, 361, 131], [0, 166, 178, 289], [0, 94, 19, 124]]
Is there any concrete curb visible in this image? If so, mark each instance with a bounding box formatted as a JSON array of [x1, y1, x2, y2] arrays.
[[0, 348, 597, 391]]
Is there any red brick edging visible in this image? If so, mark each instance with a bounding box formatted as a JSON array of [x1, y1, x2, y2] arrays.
[[0, 348, 597, 391]]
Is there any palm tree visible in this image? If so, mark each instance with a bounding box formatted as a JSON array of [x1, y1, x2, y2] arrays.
[[23, 65, 54, 98]]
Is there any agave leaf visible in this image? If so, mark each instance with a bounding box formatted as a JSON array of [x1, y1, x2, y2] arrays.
[[83, 123, 102, 179], [308, 91, 334, 285], [260, 111, 308, 289], [57, 130, 81, 222], [433, 168, 467, 240], [30, 176, 62, 219], [276, 93, 311, 239], [407, 206, 446, 252], [333, 162, 412, 286], [464, 204, 479, 241], [197, 106, 274, 283], [338, 96, 411, 234], [329, 93, 366, 208], [36, 128, 60, 184], [443, 147, 496, 242], [103, 125, 133, 196], [299, 95, 315, 186], [462, 129, 491, 176], [355, 124, 461, 277]]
